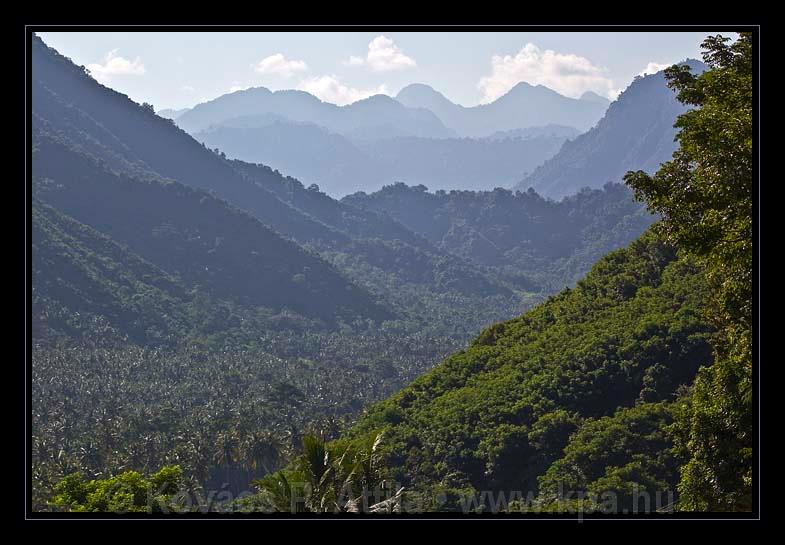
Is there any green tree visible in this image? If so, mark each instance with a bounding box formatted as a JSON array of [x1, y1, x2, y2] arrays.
[[624, 33, 752, 511], [52, 466, 183, 512]]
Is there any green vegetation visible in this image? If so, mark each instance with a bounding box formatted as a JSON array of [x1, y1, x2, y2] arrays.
[[36, 32, 752, 514], [240, 431, 403, 513], [625, 33, 753, 511], [291, 231, 714, 512], [32, 336, 458, 511], [53, 466, 183, 513], [343, 181, 655, 291]]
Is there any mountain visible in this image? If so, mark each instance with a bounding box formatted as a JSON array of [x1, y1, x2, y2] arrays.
[[196, 118, 572, 196], [156, 107, 190, 120], [175, 87, 456, 139], [343, 182, 655, 290], [32, 131, 392, 332], [32, 37, 354, 246], [30, 33, 657, 340], [33, 198, 195, 344], [579, 90, 611, 104], [313, 230, 716, 511], [514, 60, 707, 200], [31, 34, 523, 340], [396, 82, 610, 136], [31, 35, 401, 333]]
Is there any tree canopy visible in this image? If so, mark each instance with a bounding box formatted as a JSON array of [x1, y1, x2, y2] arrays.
[[625, 32, 753, 511]]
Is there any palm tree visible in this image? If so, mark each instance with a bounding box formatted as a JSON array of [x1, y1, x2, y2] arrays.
[[254, 472, 298, 513], [297, 433, 334, 512], [241, 431, 282, 478], [213, 430, 240, 468]]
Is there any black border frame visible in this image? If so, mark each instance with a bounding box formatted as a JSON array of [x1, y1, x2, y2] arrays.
[[18, 21, 765, 525]]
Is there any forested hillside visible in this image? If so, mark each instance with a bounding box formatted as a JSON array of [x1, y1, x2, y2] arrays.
[[245, 231, 716, 512], [31, 34, 659, 512], [344, 182, 655, 290], [232, 34, 753, 515], [33, 199, 195, 345], [33, 32, 752, 515], [32, 131, 391, 332]]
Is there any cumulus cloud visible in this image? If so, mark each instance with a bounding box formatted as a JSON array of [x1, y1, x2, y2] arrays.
[[639, 61, 673, 76], [181, 85, 196, 93], [254, 54, 308, 78], [296, 75, 387, 106], [86, 49, 145, 83], [345, 35, 416, 72], [477, 43, 616, 103]]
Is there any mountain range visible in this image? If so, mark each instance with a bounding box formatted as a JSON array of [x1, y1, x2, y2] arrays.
[[170, 83, 609, 196], [395, 82, 610, 135], [176, 88, 456, 139], [196, 119, 573, 196], [31, 33, 654, 344], [166, 64, 696, 200]]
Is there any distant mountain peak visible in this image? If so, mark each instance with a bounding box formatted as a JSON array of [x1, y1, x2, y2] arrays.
[[398, 79, 610, 136], [515, 58, 709, 200], [232, 86, 272, 95], [398, 83, 438, 93], [579, 91, 610, 104], [395, 83, 455, 107], [507, 81, 536, 93], [679, 58, 708, 73], [352, 93, 397, 105]]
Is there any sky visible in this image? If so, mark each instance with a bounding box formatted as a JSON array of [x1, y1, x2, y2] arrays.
[[37, 31, 729, 111]]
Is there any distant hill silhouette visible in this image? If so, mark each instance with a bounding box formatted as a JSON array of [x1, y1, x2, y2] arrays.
[[196, 118, 572, 196], [176, 87, 456, 139], [156, 107, 190, 120], [515, 60, 707, 200], [31, 34, 524, 339], [395, 82, 609, 136]]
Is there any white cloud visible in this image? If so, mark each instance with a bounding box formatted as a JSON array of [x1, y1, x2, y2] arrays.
[[477, 43, 615, 103], [228, 81, 251, 93], [181, 85, 196, 94], [296, 75, 387, 106], [345, 35, 416, 72], [86, 49, 145, 83], [254, 53, 308, 78], [639, 61, 673, 76]]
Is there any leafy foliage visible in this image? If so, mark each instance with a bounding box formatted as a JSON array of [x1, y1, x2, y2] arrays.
[[262, 232, 715, 512], [32, 334, 457, 511], [53, 466, 183, 512], [239, 431, 402, 513], [625, 33, 753, 511], [343, 182, 655, 291]]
